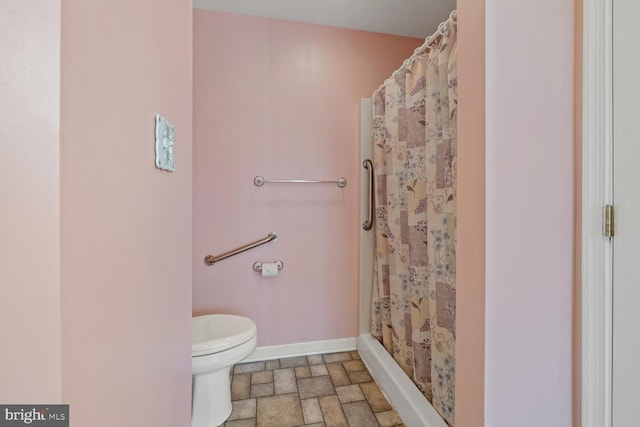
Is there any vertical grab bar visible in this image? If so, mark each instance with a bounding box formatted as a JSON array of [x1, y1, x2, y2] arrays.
[[362, 159, 374, 231]]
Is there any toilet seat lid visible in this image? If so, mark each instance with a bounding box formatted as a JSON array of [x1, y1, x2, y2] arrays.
[[192, 314, 257, 356]]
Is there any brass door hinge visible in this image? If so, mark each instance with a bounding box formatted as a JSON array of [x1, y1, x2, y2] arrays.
[[605, 204, 615, 238]]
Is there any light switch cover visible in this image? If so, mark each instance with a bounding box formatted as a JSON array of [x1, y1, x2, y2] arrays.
[[155, 114, 175, 172]]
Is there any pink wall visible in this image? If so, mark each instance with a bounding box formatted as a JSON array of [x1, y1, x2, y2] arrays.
[[60, 0, 193, 425], [485, 1, 575, 426], [1, 2, 580, 424], [455, 0, 486, 425], [193, 9, 421, 346], [0, 0, 62, 402]]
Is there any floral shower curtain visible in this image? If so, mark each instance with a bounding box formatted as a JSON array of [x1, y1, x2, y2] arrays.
[[370, 19, 457, 426]]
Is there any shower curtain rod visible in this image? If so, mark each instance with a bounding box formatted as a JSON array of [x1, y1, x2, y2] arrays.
[[415, 9, 457, 55], [375, 9, 457, 93]]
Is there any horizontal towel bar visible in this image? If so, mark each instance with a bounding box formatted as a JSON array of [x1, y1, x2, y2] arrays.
[[204, 232, 277, 266], [254, 176, 347, 188]]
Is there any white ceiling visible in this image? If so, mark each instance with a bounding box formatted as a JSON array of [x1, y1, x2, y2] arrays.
[[192, 0, 457, 39]]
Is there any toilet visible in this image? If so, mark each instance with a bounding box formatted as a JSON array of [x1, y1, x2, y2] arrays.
[[191, 314, 257, 427]]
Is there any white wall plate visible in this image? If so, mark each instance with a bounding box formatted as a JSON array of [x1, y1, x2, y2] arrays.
[[155, 114, 175, 172]]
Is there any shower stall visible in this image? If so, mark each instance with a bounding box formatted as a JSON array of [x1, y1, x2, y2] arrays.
[[357, 11, 457, 427]]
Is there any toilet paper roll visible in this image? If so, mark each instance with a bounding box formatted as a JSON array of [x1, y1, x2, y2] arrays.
[[261, 262, 279, 278]]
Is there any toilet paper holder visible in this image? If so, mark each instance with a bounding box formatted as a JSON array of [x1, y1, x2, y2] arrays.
[[253, 260, 284, 273]]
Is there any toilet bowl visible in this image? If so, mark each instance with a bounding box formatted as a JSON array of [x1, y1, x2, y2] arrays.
[[192, 314, 257, 427]]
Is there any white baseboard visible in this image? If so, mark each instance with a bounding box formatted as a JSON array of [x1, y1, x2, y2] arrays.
[[243, 337, 357, 363], [357, 334, 448, 427]]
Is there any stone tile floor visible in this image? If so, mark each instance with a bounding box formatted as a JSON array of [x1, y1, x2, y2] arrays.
[[218, 350, 405, 427]]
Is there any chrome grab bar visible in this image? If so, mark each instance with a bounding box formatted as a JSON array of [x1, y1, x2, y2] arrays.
[[204, 232, 278, 266], [254, 176, 347, 188], [362, 159, 374, 231]]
